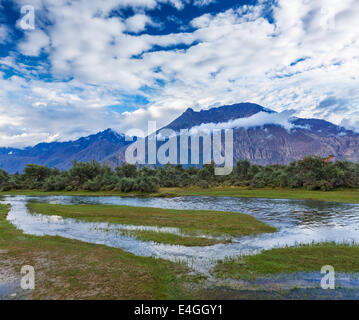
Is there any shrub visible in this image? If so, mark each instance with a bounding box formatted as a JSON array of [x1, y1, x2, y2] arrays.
[[42, 175, 67, 191], [197, 180, 209, 189], [135, 176, 159, 193], [0, 169, 11, 191], [83, 176, 104, 192], [117, 178, 136, 193]]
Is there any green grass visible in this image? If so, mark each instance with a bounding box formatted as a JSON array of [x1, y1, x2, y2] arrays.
[[0, 190, 169, 197], [2, 187, 359, 204], [27, 202, 277, 237], [0, 204, 201, 299], [162, 187, 359, 204], [212, 242, 359, 280], [111, 229, 231, 247]]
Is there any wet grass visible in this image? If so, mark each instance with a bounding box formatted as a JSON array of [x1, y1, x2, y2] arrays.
[[0, 204, 203, 299], [112, 229, 232, 247], [212, 242, 359, 280], [2, 187, 358, 203], [0, 190, 168, 198], [163, 187, 359, 204], [27, 202, 277, 237], [3, 201, 359, 299]]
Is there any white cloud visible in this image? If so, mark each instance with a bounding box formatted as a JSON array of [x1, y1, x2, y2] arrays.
[[138, 0, 359, 129], [0, 25, 8, 43], [188, 110, 297, 134], [193, 0, 216, 7], [1, 0, 359, 147], [125, 14, 155, 33], [17, 29, 49, 56]]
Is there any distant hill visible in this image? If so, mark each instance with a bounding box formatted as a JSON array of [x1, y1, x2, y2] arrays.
[[1, 103, 359, 173], [0, 129, 131, 173]]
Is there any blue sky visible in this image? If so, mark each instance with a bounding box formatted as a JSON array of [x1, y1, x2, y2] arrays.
[[0, 0, 358, 147]]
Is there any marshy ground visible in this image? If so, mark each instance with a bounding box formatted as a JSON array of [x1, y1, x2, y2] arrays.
[[27, 202, 277, 238], [2, 186, 359, 204], [1, 188, 359, 300], [0, 204, 200, 299]]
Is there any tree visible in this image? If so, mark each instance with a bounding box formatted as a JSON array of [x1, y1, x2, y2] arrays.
[[135, 176, 159, 193], [118, 163, 138, 178], [68, 160, 104, 189], [117, 178, 136, 193], [23, 164, 53, 189], [235, 159, 251, 180], [42, 175, 67, 191], [0, 169, 10, 191]]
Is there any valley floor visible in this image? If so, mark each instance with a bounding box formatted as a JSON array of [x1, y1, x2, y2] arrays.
[[26, 203, 277, 238], [213, 242, 359, 279], [1, 186, 359, 204], [162, 187, 359, 204], [0, 204, 199, 300], [2, 199, 359, 299]]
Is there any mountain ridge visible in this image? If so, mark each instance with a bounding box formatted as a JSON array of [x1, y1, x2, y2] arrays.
[[1, 103, 358, 173], [164, 103, 274, 131], [0, 128, 132, 173]]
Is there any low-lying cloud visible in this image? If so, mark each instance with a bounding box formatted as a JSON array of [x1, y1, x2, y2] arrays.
[[188, 110, 297, 134]]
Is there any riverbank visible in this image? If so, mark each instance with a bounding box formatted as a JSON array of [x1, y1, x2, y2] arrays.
[[0, 190, 160, 197], [3, 199, 359, 299], [27, 203, 276, 239], [163, 187, 359, 204], [1, 187, 359, 203], [0, 204, 202, 299], [212, 242, 359, 280]]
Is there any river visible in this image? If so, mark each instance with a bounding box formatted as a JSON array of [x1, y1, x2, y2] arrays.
[[2, 195, 359, 274]]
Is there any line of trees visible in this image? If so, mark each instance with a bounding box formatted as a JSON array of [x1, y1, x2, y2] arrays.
[[0, 157, 359, 193]]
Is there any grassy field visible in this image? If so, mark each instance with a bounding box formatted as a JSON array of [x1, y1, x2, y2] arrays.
[[1, 187, 359, 203], [212, 242, 359, 280], [0, 190, 162, 197], [163, 187, 359, 204], [27, 203, 276, 238], [3, 200, 359, 299], [0, 204, 205, 299]]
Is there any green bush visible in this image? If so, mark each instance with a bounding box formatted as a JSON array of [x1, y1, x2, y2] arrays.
[[117, 178, 136, 193], [1, 155, 359, 193], [197, 180, 209, 189], [0, 169, 11, 191], [83, 176, 104, 192], [135, 176, 159, 193], [42, 175, 67, 191]]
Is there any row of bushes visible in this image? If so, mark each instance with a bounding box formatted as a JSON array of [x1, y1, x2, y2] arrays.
[[0, 156, 359, 192], [0, 161, 160, 193]]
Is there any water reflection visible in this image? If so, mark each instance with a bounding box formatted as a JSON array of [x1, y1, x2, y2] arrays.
[[2, 195, 359, 274]]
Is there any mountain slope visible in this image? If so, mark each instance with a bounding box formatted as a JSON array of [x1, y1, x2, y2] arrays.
[[1, 103, 359, 173], [231, 124, 359, 165], [106, 103, 359, 167], [0, 129, 132, 173], [164, 103, 274, 131]]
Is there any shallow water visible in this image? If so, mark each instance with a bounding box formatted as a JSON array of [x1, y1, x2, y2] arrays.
[[212, 271, 359, 296], [0, 281, 24, 300], [2, 195, 359, 276]]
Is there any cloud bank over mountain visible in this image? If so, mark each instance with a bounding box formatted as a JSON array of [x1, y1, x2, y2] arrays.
[[188, 110, 297, 134]]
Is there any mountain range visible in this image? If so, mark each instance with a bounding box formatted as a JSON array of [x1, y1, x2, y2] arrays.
[[1, 103, 359, 173], [0, 129, 132, 173]]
